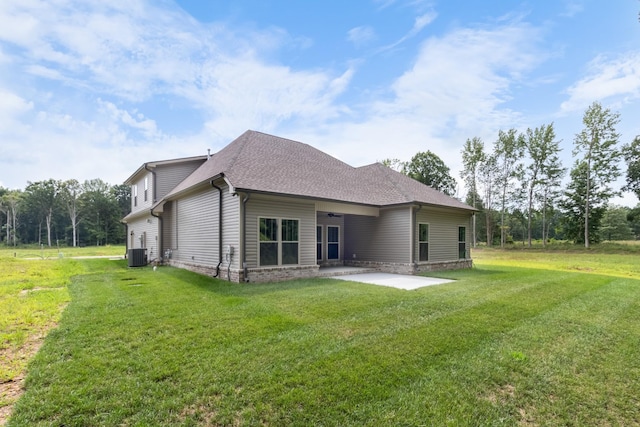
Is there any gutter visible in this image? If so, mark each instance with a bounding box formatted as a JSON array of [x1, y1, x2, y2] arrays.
[[144, 163, 157, 203], [242, 192, 250, 282], [124, 223, 129, 258], [211, 177, 224, 278], [413, 204, 422, 268], [150, 209, 162, 264]]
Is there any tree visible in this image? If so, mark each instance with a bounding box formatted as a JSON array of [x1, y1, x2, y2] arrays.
[[522, 123, 563, 246], [600, 205, 634, 241], [494, 129, 525, 247], [402, 151, 457, 196], [465, 188, 486, 244], [627, 205, 640, 239], [111, 184, 130, 242], [380, 158, 405, 172], [460, 137, 485, 247], [24, 179, 60, 247], [1, 190, 22, 246], [477, 153, 499, 246], [537, 155, 565, 246], [59, 179, 83, 247], [80, 179, 122, 246], [560, 161, 607, 244], [571, 101, 621, 248], [0, 187, 7, 243], [623, 135, 640, 201]]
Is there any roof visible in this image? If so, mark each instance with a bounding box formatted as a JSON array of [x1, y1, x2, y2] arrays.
[[163, 130, 474, 211], [123, 155, 209, 185]]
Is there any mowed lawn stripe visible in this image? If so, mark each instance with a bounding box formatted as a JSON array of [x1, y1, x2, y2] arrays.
[[8, 258, 640, 426]]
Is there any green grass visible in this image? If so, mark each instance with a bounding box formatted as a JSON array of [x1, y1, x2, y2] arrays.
[[0, 257, 85, 413], [5, 250, 640, 425], [0, 246, 122, 414], [0, 244, 125, 259]]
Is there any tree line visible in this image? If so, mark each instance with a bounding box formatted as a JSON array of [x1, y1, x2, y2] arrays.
[[385, 101, 640, 247], [0, 179, 131, 247]]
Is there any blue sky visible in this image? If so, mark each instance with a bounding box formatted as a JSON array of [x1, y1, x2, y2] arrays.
[[1, 0, 639, 206]]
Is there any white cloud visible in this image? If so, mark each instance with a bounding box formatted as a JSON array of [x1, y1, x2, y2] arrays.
[[0, 0, 548, 198], [561, 1, 584, 18], [561, 52, 640, 113], [379, 10, 438, 52], [347, 26, 376, 47], [296, 21, 545, 189], [0, 90, 33, 115], [412, 12, 438, 34], [98, 100, 159, 139], [0, 0, 355, 189]]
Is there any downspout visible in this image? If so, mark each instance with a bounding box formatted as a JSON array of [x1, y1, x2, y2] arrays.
[[211, 178, 223, 278], [150, 209, 162, 264], [413, 205, 422, 270], [124, 223, 129, 258], [144, 163, 157, 203], [145, 163, 161, 262], [242, 192, 250, 282]]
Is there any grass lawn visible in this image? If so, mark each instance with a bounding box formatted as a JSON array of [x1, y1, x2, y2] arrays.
[[1, 244, 126, 259], [4, 247, 640, 425]]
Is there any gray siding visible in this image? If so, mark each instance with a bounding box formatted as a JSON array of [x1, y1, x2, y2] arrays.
[[316, 212, 345, 263], [155, 161, 205, 201], [245, 194, 316, 268], [162, 201, 174, 251], [167, 182, 240, 269], [416, 208, 472, 262], [222, 186, 240, 269], [173, 188, 218, 267], [343, 215, 375, 261], [344, 207, 411, 263], [130, 172, 154, 213], [127, 215, 160, 261]]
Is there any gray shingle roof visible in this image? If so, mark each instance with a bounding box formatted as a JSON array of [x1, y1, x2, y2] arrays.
[[164, 130, 474, 211]]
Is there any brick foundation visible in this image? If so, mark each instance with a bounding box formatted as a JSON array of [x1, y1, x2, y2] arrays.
[[168, 260, 244, 282], [346, 259, 473, 275], [244, 265, 320, 283], [169, 259, 472, 283], [414, 259, 473, 273]]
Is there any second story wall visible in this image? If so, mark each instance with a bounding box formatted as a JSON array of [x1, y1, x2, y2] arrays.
[[155, 160, 206, 201], [130, 172, 153, 213], [127, 157, 207, 214]]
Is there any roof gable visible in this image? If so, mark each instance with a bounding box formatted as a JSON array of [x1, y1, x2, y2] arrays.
[[162, 130, 474, 211], [124, 155, 208, 185]]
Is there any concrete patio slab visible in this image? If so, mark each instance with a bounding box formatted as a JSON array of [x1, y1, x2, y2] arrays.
[[329, 272, 454, 290]]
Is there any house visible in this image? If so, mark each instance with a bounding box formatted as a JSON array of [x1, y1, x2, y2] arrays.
[[122, 154, 208, 262], [122, 130, 476, 283]]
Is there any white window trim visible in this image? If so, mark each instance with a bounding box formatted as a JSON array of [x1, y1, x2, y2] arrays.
[[418, 222, 429, 262], [316, 225, 323, 262], [326, 225, 340, 261], [458, 225, 467, 259], [258, 217, 300, 267]]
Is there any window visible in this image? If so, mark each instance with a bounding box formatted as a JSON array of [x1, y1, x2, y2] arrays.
[[144, 177, 148, 202], [316, 226, 323, 261], [281, 219, 299, 265], [327, 226, 339, 260], [259, 218, 299, 266], [259, 218, 278, 266], [458, 226, 466, 259], [133, 185, 138, 207], [419, 223, 429, 261]]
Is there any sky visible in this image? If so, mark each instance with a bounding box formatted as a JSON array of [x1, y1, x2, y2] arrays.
[[1, 0, 639, 206]]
